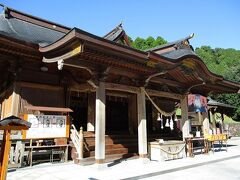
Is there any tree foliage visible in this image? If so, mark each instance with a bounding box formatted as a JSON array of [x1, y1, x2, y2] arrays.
[[195, 46, 240, 121], [130, 36, 167, 50]]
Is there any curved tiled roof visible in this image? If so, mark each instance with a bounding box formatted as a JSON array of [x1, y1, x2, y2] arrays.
[[207, 97, 235, 108], [0, 13, 65, 47], [160, 48, 196, 60]]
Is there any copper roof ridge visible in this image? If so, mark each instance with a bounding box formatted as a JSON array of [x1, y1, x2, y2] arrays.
[[145, 33, 195, 52], [3, 4, 70, 33]]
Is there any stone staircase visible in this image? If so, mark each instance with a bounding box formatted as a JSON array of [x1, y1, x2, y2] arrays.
[[70, 132, 180, 165], [70, 133, 138, 164]]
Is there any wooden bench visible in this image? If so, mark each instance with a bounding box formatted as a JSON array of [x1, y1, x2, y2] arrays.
[[25, 144, 69, 166], [205, 134, 228, 152]]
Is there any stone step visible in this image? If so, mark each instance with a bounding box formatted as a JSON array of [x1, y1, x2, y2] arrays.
[[86, 143, 137, 151], [85, 139, 138, 146], [76, 153, 139, 166], [83, 147, 138, 157]]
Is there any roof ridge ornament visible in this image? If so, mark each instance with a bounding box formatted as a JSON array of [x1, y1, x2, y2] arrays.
[[118, 21, 123, 28], [189, 33, 195, 39], [0, 3, 6, 15]]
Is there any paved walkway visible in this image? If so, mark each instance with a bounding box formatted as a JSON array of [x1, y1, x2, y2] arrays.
[[7, 137, 240, 180]]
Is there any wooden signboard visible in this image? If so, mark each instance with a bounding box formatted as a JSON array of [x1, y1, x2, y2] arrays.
[[23, 114, 70, 139]]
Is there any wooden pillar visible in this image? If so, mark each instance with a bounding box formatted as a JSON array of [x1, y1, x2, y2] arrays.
[[0, 130, 11, 180], [87, 92, 95, 132], [137, 87, 148, 158], [11, 82, 20, 116], [95, 82, 106, 164], [180, 95, 190, 139]]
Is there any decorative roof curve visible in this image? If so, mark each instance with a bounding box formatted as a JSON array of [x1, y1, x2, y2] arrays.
[[145, 33, 195, 52], [103, 22, 131, 46]]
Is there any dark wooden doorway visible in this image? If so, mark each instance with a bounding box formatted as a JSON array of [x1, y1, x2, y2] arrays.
[[70, 92, 88, 131], [106, 96, 129, 134]]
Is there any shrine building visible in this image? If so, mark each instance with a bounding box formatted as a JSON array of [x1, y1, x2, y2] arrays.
[[0, 5, 239, 164]]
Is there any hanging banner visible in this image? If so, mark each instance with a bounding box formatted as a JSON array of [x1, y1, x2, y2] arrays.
[[23, 114, 69, 139], [188, 94, 208, 112]]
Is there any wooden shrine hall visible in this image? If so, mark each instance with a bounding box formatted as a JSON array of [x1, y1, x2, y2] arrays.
[[0, 5, 239, 164]]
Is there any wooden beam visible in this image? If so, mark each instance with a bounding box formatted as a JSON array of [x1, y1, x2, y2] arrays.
[[109, 67, 141, 79], [146, 89, 183, 100], [70, 82, 184, 100], [0, 34, 38, 51], [106, 91, 130, 98], [19, 82, 62, 91], [105, 82, 140, 94], [42, 43, 84, 63], [150, 77, 183, 87], [0, 47, 40, 59], [24, 106, 73, 113], [70, 83, 95, 92], [0, 126, 29, 130]]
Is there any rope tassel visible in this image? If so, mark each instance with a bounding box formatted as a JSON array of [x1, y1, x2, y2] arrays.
[[142, 88, 177, 116]]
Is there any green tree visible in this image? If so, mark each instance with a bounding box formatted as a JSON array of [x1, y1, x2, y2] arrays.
[[132, 37, 146, 50], [130, 36, 167, 50], [196, 46, 240, 121], [154, 36, 168, 47]]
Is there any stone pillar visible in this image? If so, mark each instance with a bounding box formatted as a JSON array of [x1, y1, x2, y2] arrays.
[[209, 109, 216, 134], [137, 87, 148, 158], [202, 112, 210, 135], [87, 92, 95, 132], [180, 95, 190, 139], [95, 82, 106, 164]]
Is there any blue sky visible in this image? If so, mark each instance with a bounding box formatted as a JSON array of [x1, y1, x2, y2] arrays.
[[1, 0, 240, 50]]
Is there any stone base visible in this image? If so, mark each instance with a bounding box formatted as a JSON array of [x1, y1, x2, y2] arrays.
[[95, 159, 104, 164], [139, 154, 148, 158], [93, 162, 108, 170], [138, 157, 150, 164]]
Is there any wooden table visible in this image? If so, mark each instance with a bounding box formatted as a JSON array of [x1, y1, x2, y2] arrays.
[[25, 144, 69, 166], [185, 137, 209, 157]]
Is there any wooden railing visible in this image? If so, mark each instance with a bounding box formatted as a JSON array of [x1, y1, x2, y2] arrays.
[[70, 125, 83, 159]]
